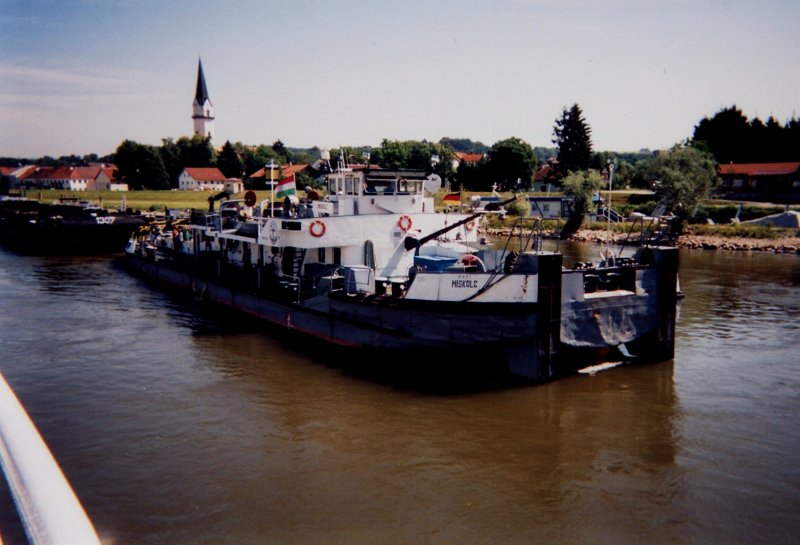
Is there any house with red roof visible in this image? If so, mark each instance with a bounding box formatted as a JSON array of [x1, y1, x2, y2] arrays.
[[451, 152, 485, 171], [178, 167, 242, 193], [12, 165, 115, 191], [247, 163, 319, 188], [16, 166, 56, 189], [717, 162, 800, 203], [0, 165, 36, 190]]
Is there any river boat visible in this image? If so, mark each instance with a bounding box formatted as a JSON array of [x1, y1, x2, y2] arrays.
[[122, 166, 679, 382], [0, 197, 149, 254]]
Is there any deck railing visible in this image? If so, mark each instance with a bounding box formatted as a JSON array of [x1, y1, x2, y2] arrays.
[[0, 372, 101, 545]]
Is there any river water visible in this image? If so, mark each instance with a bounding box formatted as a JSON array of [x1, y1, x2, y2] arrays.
[[0, 243, 798, 544]]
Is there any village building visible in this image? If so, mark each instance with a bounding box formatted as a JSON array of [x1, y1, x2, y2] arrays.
[[717, 162, 800, 203], [451, 152, 485, 171], [178, 167, 242, 193], [533, 160, 560, 191], [0, 165, 37, 191], [247, 164, 316, 188], [11, 165, 120, 191]]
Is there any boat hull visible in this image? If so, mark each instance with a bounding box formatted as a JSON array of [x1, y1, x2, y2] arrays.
[[0, 201, 148, 254], [122, 246, 679, 383], [122, 253, 562, 380]]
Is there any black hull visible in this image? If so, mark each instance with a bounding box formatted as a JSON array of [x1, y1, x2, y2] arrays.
[[0, 201, 147, 254], [1, 223, 145, 254], [122, 247, 679, 383]]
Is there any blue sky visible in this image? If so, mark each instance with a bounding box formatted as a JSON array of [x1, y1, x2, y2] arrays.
[[1, 0, 797, 158]]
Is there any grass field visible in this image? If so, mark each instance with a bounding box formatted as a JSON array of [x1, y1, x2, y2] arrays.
[[17, 189, 273, 212], [13, 188, 796, 239]]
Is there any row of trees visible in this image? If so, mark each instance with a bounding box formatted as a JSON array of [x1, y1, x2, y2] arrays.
[[692, 106, 800, 164], [113, 135, 542, 192], [550, 103, 718, 235], [112, 136, 318, 189]]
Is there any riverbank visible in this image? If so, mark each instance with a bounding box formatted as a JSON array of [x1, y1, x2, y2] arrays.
[[481, 227, 800, 254], [571, 229, 799, 253]]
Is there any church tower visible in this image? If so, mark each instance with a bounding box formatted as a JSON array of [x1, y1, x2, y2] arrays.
[[192, 59, 214, 140]]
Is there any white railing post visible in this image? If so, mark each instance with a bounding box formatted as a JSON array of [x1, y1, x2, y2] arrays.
[[0, 372, 101, 545]]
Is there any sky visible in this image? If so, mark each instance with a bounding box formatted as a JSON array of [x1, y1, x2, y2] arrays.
[[0, 0, 798, 158]]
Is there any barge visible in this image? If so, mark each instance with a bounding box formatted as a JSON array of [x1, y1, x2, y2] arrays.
[[0, 197, 148, 254], [123, 166, 678, 382]]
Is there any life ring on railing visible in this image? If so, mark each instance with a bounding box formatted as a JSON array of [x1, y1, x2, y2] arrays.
[[398, 214, 413, 231], [309, 219, 326, 237], [465, 220, 476, 231]]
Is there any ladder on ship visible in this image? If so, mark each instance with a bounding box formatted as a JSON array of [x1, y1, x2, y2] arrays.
[[282, 247, 306, 278], [619, 204, 676, 253], [277, 247, 308, 301]]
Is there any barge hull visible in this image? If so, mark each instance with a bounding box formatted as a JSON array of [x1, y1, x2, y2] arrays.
[[123, 254, 558, 378]]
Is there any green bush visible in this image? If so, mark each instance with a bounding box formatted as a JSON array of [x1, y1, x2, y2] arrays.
[[504, 197, 531, 217]]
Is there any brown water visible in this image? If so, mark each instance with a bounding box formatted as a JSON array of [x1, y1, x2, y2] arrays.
[[1, 244, 798, 544]]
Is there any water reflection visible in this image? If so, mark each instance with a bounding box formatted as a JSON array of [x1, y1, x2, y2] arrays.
[[1, 245, 798, 545], [193, 329, 682, 544]]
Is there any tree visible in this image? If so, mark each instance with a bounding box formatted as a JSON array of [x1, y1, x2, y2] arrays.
[[644, 144, 718, 233], [691, 106, 800, 163], [217, 140, 244, 179], [455, 160, 486, 191], [272, 140, 288, 161], [438, 137, 488, 154], [692, 105, 750, 163], [553, 103, 593, 178], [485, 137, 536, 191], [560, 169, 602, 237], [159, 138, 182, 184], [372, 139, 410, 170], [177, 135, 215, 168], [371, 139, 451, 173], [240, 144, 281, 179], [114, 139, 169, 189], [532, 146, 558, 164]]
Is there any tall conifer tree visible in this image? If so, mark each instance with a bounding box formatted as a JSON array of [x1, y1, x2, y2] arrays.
[[552, 103, 593, 179]]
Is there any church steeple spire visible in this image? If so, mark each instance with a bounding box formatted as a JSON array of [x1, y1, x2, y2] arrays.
[[192, 58, 214, 140], [195, 59, 210, 105]]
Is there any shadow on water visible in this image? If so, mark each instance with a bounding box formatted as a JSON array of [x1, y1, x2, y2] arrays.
[[131, 287, 677, 397], [167, 293, 529, 395]]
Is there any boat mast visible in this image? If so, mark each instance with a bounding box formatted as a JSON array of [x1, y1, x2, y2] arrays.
[[267, 160, 277, 217], [606, 160, 614, 263]]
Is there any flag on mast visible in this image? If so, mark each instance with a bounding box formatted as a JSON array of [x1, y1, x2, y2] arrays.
[[443, 192, 461, 204], [276, 174, 297, 198]]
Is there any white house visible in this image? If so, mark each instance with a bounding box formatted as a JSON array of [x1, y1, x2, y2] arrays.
[[224, 178, 244, 194], [178, 167, 228, 191]]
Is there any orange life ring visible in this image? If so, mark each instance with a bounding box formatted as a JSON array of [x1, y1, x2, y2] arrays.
[[309, 219, 326, 237], [398, 214, 413, 231], [461, 253, 478, 265], [465, 220, 476, 231]]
